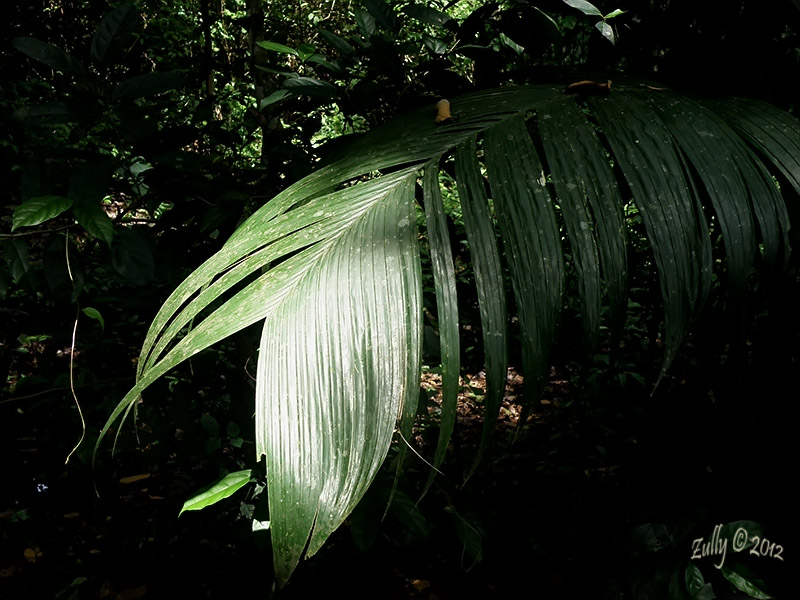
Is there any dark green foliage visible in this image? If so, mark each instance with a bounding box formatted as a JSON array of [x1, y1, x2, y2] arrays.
[[2, 1, 798, 598]]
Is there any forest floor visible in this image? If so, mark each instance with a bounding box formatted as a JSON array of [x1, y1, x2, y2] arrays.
[[1, 355, 795, 600]]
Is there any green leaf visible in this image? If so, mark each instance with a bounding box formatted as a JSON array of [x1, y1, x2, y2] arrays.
[[256, 41, 299, 56], [445, 505, 483, 567], [354, 9, 377, 38], [256, 169, 422, 585], [319, 29, 355, 56], [455, 137, 508, 474], [486, 114, 564, 407], [112, 72, 184, 101], [605, 8, 626, 19], [684, 563, 705, 596], [259, 89, 291, 109], [179, 470, 252, 515], [420, 161, 459, 495], [97, 83, 800, 589], [295, 42, 316, 62], [422, 33, 448, 55], [721, 564, 773, 599], [12, 196, 73, 231], [305, 55, 345, 74], [81, 307, 105, 332], [2, 240, 30, 283], [596, 20, 615, 44], [281, 76, 341, 99], [562, 0, 604, 17], [590, 91, 713, 379], [12, 37, 87, 78], [362, 0, 397, 33], [91, 3, 138, 65], [402, 3, 456, 30], [73, 204, 114, 247]]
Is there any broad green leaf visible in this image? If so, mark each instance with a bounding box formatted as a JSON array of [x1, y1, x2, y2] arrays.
[[255, 170, 421, 585], [12, 196, 73, 231], [362, 0, 397, 33], [179, 470, 252, 515], [256, 41, 298, 56], [402, 3, 456, 30], [562, 0, 604, 17], [112, 72, 184, 101], [81, 307, 105, 332], [91, 3, 138, 65], [12, 37, 87, 78], [354, 9, 377, 38], [281, 76, 341, 98], [73, 204, 114, 247]]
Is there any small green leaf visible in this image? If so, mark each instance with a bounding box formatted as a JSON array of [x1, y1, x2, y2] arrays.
[[179, 470, 252, 515], [256, 41, 298, 56], [422, 34, 448, 55], [73, 204, 114, 247], [259, 90, 291, 110], [2, 239, 30, 283], [685, 563, 705, 596], [295, 42, 316, 62], [721, 564, 772, 599], [354, 9, 377, 38], [319, 29, 355, 56], [12, 196, 73, 231], [562, 0, 604, 17], [82, 307, 105, 332], [604, 8, 626, 19], [596, 20, 615, 44], [282, 76, 341, 98]]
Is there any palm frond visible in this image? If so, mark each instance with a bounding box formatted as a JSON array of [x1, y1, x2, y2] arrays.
[[98, 84, 797, 585]]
